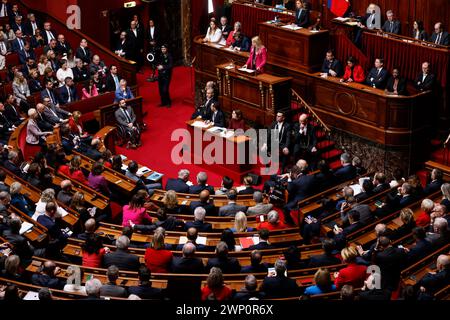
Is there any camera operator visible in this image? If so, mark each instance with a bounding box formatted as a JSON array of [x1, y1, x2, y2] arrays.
[[282, 160, 316, 225]]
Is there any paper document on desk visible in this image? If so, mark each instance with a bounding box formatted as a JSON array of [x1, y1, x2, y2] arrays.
[[136, 166, 151, 177], [310, 30, 319, 33], [19, 221, 33, 235], [207, 126, 226, 134], [148, 171, 163, 181], [349, 184, 363, 196], [192, 121, 210, 128], [210, 43, 224, 49], [334, 17, 350, 22], [221, 130, 235, 138], [237, 67, 255, 74], [120, 154, 127, 161], [236, 186, 246, 192], [224, 63, 235, 69], [60, 207, 69, 217], [23, 291, 40, 300], [346, 21, 358, 26], [179, 236, 207, 245], [281, 24, 301, 30]]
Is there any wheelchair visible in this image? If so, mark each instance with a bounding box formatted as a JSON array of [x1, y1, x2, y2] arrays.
[[116, 123, 143, 149]]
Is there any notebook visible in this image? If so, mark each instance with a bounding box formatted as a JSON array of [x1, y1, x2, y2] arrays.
[[19, 222, 33, 235]]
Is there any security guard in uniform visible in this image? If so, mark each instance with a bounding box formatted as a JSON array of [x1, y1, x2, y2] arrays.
[[157, 44, 173, 107]]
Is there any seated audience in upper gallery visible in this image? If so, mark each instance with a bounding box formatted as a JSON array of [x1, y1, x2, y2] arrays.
[[294, 0, 310, 28], [321, 50, 343, 77], [202, 19, 222, 44], [229, 31, 250, 52], [365, 58, 389, 89], [385, 68, 408, 95], [381, 10, 401, 34], [411, 20, 428, 41], [243, 36, 267, 73], [340, 56, 365, 84]]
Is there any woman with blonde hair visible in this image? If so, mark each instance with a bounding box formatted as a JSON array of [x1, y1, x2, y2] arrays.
[[12, 71, 30, 110], [243, 36, 267, 73], [161, 190, 180, 214], [32, 188, 67, 220], [305, 268, 336, 295], [201, 267, 233, 300], [334, 246, 367, 289], [202, 19, 222, 43], [231, 211, 255, 233], [144, 227, 173, 273], [441, 183, 450, 212], [391, 208, 416, 240]]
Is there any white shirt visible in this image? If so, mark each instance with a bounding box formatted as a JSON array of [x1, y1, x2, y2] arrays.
[[0, 4, 7, 17], [204, 27, 222, 43], [45, 30, 55, 43], [30, 21, 37, 35], [149, 26, 155, 39], [422, 73, 428, 82], [299, 125, 307, 135]]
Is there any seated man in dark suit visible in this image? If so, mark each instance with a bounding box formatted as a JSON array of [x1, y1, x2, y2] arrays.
[[233, 274, 265, 301], [115, 99, 141, 149], [248, 228, 275, 250], [77, 218, 97, 241], [58, 77, 78, 105], [229, 31, 251, 52], [415, 254, 450, 299], [72, 58, 90, 82], [189, 190, 216, 216], [3, 95, 24, 127], [241, 250, 270, 273], [188, 171, 215, 195], [341, 210, 363, 235], [171, 242, 205, 274], [414, 61, 435, 91], [175, 227, 208, 252], [218, 189, 247, 217], [37, 202, 69, 249], [99, 265, 127, 298], [237, 176, 260, 195], [3, 151, 24, 178], [320, 50, 343, 77], [41, 80, 60, 107], [103, 235, 140, 271], [3, 217, 36, 264], [128, 265, 163, 299], [366, 58, 389, 89], [381, 10, 401, 34], [405, 227, 433, 263], [206, 102, 225, 128], [18, 43, 36, 65], [333, 153, 357, 183], [429, 22, 449, 46], [372, 172, 391, 194], [423, 168, 443, 195], [165, 169, 190, 193], [308, 238, 342, 268], [294, 0, 310, 28], [385, 68, 408, 95], [260, 259, 300, 298], [191, 88, 215, 120], [206, 241, 241, 274], [185, 207, 212, 232], [31, 260, 66, 290], [11, 29, 26, 52]]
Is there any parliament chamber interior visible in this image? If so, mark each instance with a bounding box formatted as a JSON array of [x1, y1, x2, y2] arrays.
[[0, 0, 449, 306]]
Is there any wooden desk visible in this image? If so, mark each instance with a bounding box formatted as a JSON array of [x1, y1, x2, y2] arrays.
[[258, 22, 329, 72], [216, 62, 292, 126]]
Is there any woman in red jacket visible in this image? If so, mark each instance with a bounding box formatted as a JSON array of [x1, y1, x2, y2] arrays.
[[82, 233, 109, 268], [144, 229, 173, 273], [341, 56, 365, 83], [201, 267, 233, 301], [334, 246, 367, 289], [258, 210, 288, 231], [243, 36, 267, 73], [58, 155, 88, 184]]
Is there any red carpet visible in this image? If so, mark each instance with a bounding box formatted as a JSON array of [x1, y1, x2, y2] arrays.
[[117, 66, 225, 187]]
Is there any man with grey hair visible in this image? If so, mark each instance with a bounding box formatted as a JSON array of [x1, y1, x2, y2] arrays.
[[4, 150, 23, 178], [72, 58, 89, 82], [171, 242, 205, 274], [381, 10, 401, 34], [246, 191, 273, 216], [416, 254, 450, 297], [184, 206, 212, 232], [56, 180, 73, 205], [234, 274, 265, 300], [206, 241, 241, 273], [219, 189, 247, 217], [165, 169, 190, 193], [333, 152, 357, 182], [99, 265, 127, 297], [424, 168, 444, 195], [426, 217, 449, 247], [189, 171, 214, 194], [103, 235, 140, 271], [260, 259, 299, 298], [84, 278, 103, 300], [0, 190, 11, 217]]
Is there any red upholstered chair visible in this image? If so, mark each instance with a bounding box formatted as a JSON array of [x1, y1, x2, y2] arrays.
[[18, 121, 41, 161]]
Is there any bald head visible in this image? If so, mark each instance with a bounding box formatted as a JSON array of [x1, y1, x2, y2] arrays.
[[60, 179, 72, 190], [375, 223, 387, 236], [199, 190, 210, 203], [187, 227, 198, 241], [182, 242, 196, 257], [85, 218, 96, 232], [437, 254, 450, 270], [296, 159, 308, 171], [299, 114, 308, 126]]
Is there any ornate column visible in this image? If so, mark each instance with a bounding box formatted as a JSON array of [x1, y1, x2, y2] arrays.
[[181, 0, 191, 65]]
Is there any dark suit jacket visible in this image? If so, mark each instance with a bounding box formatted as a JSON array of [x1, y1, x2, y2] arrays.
[[261, 275, 300, 298], [381, 20, 401, 34], [103, 249, 140, 271], [206, 257, 241, 274], [24, 20, 42, 36], [128, 284, 163, 299], [292, 122, 317, 153], [218, 203, 247, 217], [308, 253, 341, 268], [429, 31, 450, 45], [287, 174, 316, 203], [4, 104, 21, 125], [99, 283, 127, 297], [184, 220, 212, 232], [416, 269, 450, 295], [42, 29, 57, 45], [147, 26, 160, 45], [3, 230, 33, 261], [241, 263, 269, 273], [3, 160, 23, 178], [41, 88, 59, 105], [423, 179, 443, 195], [11, 38, 25, 52], [414, 73, 435, 91], [248, 241, 274, 251], [268, 121, 291, 151], [28, 78, 43, 94], [188, 184, 215, 195], [373, 182, 390, 194], [386, 77, 407, 95], [72, 66, 89, 82], [238, 187, 260, 195], [366, 67, 389, 89], [18, 48, 36, 65], [75, 46, 93, 64], [191, 98, 216, 120], [372, 246, 407, 290], [105, 73, 122, 92], [171, 256, 205, 274], [165, 178, 189, 193], [58, 85, 78, 105], [334, 165, 357, 182], [321, 58, 344, 77], [295, 8, 310, 27], [407, 239, 433, 263], [208, 110, 225, 127], [189, 201, 217, 217]]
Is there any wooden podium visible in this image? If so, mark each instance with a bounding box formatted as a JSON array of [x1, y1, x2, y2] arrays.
[[216, 63, 292, 127]]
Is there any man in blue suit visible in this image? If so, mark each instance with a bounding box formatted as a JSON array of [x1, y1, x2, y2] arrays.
[[429, 22, 449, 46], [188, 172, 215, 194], [41, 80, 59, 107], [165, 169, 190, 193], [333, 153, 357, 183], [366, 58, 389, 89], [11, 29, 25, 52], [189, 190, 216, 216], [184, 207, 212, 232], [416, 254, 450, 299], [423, 168, 443, 195], [58, 77, 78, 105]]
